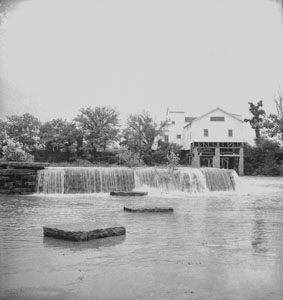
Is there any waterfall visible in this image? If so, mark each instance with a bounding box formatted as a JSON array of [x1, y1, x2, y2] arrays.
[[37, 167, 238, 194], [37, 167, 135, 194]]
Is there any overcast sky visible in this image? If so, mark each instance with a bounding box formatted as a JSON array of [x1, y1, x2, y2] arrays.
[[0, 0, 283, 133]]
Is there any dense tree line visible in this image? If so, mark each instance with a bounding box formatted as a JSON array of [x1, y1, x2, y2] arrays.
[[244, 91, 283, 175], [0, 107, 179, 166], [1, 93, 283, 175]]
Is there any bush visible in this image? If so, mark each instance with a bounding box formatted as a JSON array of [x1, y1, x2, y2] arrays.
[[244, 138, 283, 176], [118, 150, 144, 167], [2, 139, 34, 162], [167, 150, 180, 174]]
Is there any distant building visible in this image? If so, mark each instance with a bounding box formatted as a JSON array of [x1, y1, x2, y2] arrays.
[[164, 107, 244, 175]]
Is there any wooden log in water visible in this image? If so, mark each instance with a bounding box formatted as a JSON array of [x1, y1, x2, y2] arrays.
[[110, 191, 148, 196], [43, 222, 126, 241], [123, 206, 174, 213]]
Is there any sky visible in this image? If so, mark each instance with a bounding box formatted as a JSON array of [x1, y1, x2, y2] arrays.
[[0, 0, 283, 140]]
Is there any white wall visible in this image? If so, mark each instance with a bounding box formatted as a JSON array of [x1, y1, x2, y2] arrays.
[[183, 109, 244, 149], [165, 111, 186, 146]]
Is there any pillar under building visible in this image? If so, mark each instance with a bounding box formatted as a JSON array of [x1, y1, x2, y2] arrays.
[[213, 147, 220, 169]]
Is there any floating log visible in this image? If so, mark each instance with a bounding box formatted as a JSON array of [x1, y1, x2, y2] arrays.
[[43, 222, 126, 241], [123, 206, 174, 213], [110, 191, 148, 196]]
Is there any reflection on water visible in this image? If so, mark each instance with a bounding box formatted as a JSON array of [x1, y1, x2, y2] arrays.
[[43, 235, 126, 251], [1, 177, 283, 300]]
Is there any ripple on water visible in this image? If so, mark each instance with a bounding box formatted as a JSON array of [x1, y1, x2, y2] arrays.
[[1, 177, 283, 299]]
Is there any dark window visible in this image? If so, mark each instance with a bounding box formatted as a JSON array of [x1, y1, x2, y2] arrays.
[[228, 129, 233, 137], [204, 129, 208, 137], [210, 116, 225, 121], [171, 121, 175, 125], [164, 135, 169, 142], [177, 134, 181, 139], [185, 117, 190, 122]]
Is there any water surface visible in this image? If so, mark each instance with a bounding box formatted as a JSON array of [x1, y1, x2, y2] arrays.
[[0, 176, 283, 299]]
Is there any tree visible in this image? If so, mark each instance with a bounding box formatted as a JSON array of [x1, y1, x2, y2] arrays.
[[151, 140, 182, 165], [118, 149, 144, 167], [244, 137, 283, 175], [5, 113, 41, 152], [0, 119, 8, 157], [244, 100, 266, 142], [75, 107, 120, 158], [121, 111, 170, 161], [2, 139, 34, 162], [39, 119, 82, 156], [263, 91, 283, 142]]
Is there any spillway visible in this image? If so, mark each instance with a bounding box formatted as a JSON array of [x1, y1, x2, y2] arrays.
[[36, 167, 238, 194]]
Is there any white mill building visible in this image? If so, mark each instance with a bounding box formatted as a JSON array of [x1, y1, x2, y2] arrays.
[[164, 107, 244, 175]]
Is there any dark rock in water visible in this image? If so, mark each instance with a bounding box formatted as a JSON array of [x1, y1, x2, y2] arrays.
[[43, 222, 126, 241], [123, 206, 174, 213], [110, 191, 148, 196]]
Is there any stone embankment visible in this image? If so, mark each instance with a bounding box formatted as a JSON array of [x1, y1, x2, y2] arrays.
[[0, 162, 48, 194]]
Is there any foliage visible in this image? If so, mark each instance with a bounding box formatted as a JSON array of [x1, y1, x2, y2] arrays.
[[121, 111, 170, 159], [167, 150, 180, 174], [39, 119, 82, 158], [0, 119, 8, 157], [118, 149, 144, 167], [263, 90, 283, 143], [244, 100, 266, 142], [244, 138, 283, 176], [5, 113, 41, 152], [2, 139, 34, 162], [75, 107, 120, 158], [151, 141, 182, 165]]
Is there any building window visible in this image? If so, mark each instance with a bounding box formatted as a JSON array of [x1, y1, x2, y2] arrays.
[[185, 117, 190, 122], [210, 116, 225, 121], [171, 121, 175, 125], [204, 129, 208, 137], [164, 135, 169, 142], [177, 134, 181, 139], [228, 129, 233, 137]]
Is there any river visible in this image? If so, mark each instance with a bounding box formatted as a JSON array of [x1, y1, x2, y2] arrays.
[[0, 176, 283, 299]]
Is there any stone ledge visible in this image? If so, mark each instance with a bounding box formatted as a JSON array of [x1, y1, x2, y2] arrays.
[[123, 206, 174, 213], [0, 162, 49, 169], [0, 169, 35, 175], [43, 222, 126, 241], [110, 191, 148, 196]]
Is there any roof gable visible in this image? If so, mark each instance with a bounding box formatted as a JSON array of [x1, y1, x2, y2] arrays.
[[190, 107, 243, 124]]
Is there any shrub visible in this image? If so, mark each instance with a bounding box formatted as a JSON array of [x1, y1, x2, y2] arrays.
[[167, 150, 180, 175], [2, 139, 34, 162], [118, 150, 144, 167]]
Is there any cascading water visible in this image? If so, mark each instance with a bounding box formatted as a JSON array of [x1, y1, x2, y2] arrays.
[[37, 167, 135, 194], [37, 167, 238, 194]]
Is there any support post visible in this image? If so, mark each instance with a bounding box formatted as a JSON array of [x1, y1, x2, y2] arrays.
[[192, 148, 200, 167], [238, 147, 244, 175], [213, 147, 220, 168]]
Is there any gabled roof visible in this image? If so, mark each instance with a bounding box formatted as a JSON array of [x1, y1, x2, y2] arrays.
[[183, 107, 243, 128]]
